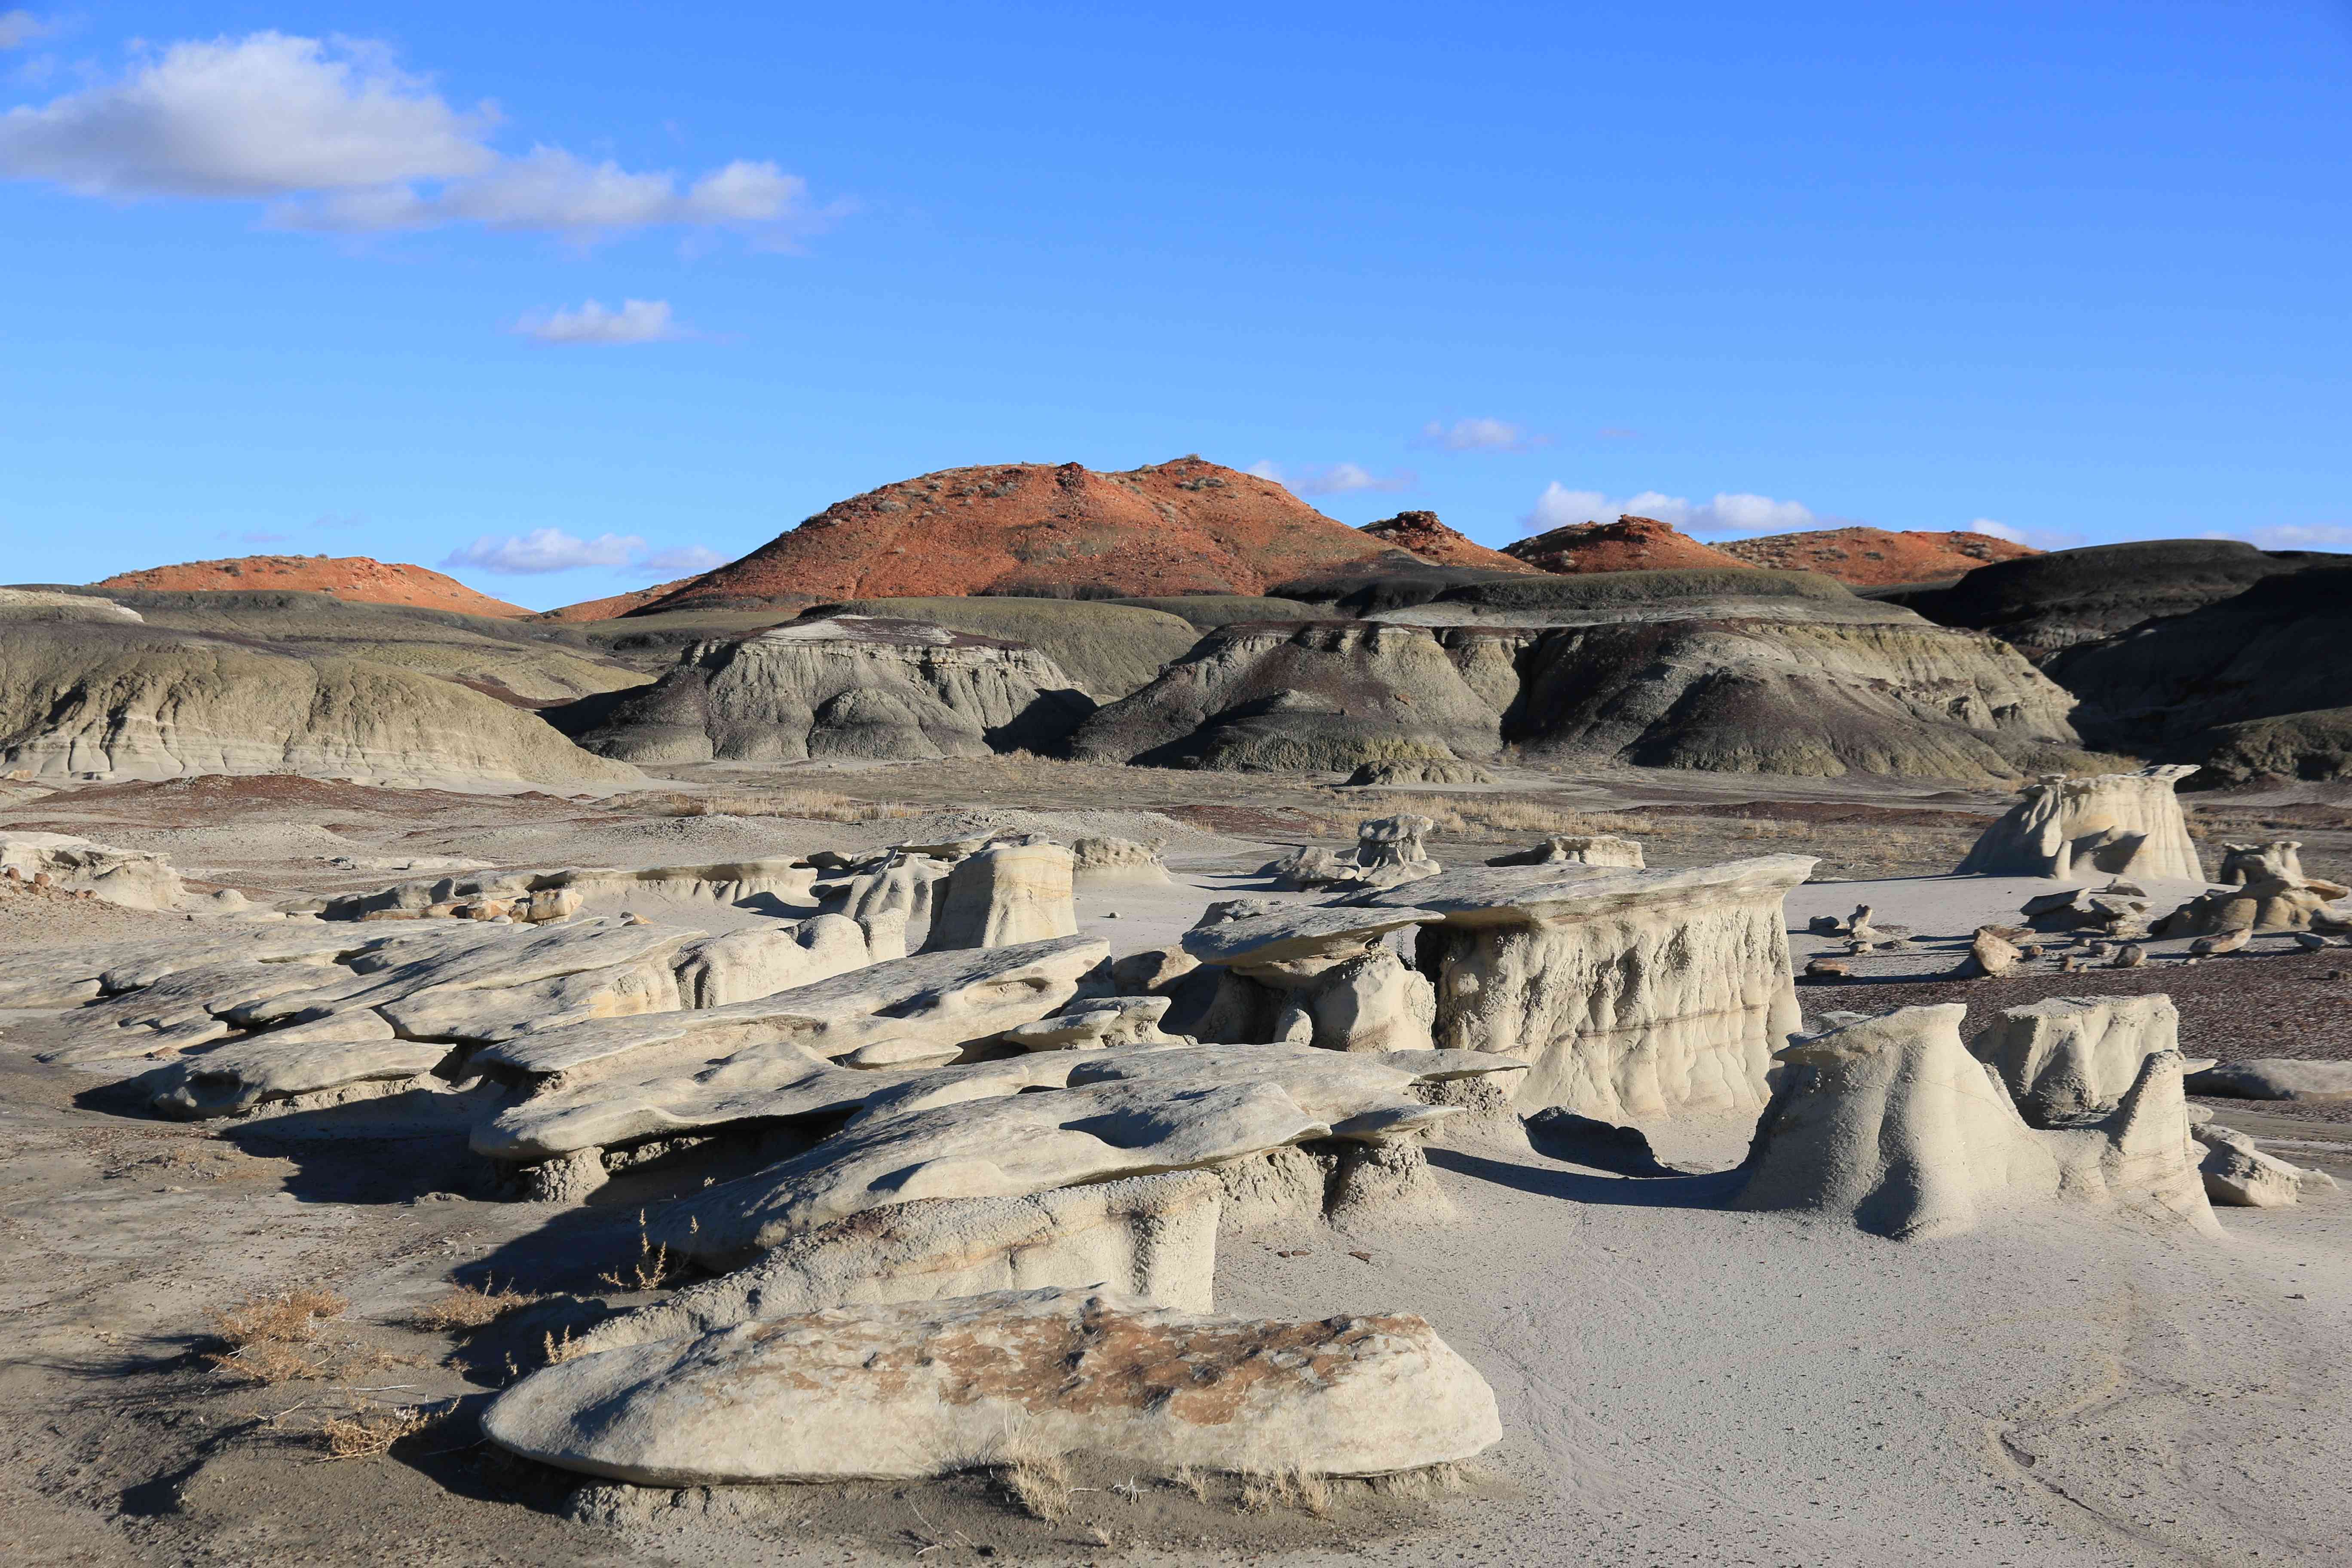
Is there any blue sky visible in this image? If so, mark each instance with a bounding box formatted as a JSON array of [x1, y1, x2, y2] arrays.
[[2, 2, 2347, 609]]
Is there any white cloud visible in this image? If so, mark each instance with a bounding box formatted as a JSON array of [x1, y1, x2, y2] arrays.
[[443, 528, 643, 574], [442, 528, 729, 578], [2206, 523, 2352, 551], [1969, 517, 2025, 543], [1417, 417, 1550, 453], [635, 544, 727, 577], [0, 32, 817, 242], [513, 298, 686, 346], [0, 10, 49, 50], [1522, 482, 1818, 537], [1248, 460, 1415, 497]]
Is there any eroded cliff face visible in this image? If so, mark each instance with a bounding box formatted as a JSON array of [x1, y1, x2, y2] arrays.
[[1069, 614, 2082, 781], [553, 615, 1096, 765], [0, 617, 641, 792]]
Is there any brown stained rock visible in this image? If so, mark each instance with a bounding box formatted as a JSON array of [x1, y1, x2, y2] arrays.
[[1502, 515, 1751, 574], [92, 554, 531, 617], [482, 1286, 1502, 1485]]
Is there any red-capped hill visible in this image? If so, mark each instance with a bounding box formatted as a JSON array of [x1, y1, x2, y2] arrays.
[[1716, 527, 2038, 586], [532, 579, 694, 623], [1503, 515, 1751, 574], [1358, 511, 1544, 574], [92, 555, 530, 618], [633, 457, 1415, 614]]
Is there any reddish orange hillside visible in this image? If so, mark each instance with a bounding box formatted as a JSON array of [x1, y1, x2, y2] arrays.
[[1358, 511, 1544, 573], [1715, 527, 2037, 585], [94, 555, 530, 618], [1503, 515, 1752, 574], [633, 456, 1416, 614], [532, 579, 693, 622]]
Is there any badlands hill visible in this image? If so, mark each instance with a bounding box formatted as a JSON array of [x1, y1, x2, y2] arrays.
[[0, 594, 639, 791], [93, 554, 530, 618], [533, 579, 693, 623], [1715, 526, 2035, 585], [1357, 511, 1543, 573], [1503, 515, 1751, 574], [631, 456, 1415, 614]]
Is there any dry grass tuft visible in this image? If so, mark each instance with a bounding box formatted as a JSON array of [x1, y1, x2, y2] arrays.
[[318, 1402, 432, 1460], [615, 788, 916, 823], [1170, 1463, 1213, 1504], [409, 1278, 538, 1332], [203, 1287, 348, 1383], [986, 1421, 1074, 1522], [1238, 1463, 1333, 1519]]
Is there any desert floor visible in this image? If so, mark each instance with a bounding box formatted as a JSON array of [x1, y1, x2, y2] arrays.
[[5, 759, 2349, 1567]]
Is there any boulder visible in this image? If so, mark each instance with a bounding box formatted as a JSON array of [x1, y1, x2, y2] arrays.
[[2193, 1124, 2336, 1208], [1954, 766, 2204, 882], [0, 832, 190, 911], [549, 616, 1095, 765], [2218, 841, 2308, 886], [672, 916, 871, 1008], [643, 1044, 1525, 1265], [2184, 1058, 2352, 1102], [1069, 835, 1170, 888], [568, 1173, 1223, 1357], [1487, 834, 1644, 869], [922, 838, 1078, 951], [1268, 815, 1440, 892], [998, 995, 1185, 1051], [1356, 855, 1814, 1120], [1963, 926, 2024, 978], [1181, 901, 1443, 1054], [482, 1285, 1502, 1485], [1736, 1004, 2217, 1239], [1971, 994, 2181, 1124], [2154, 876, 2352, 938]]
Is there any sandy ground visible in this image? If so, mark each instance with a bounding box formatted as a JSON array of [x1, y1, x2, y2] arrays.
[[6, 767, 2352, 1565]]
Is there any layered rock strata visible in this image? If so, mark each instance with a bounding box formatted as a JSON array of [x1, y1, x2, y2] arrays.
[[1956, 766, 2204, 882]]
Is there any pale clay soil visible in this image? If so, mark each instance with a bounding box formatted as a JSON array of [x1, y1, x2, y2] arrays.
[[4, 760, 2351, 1566]]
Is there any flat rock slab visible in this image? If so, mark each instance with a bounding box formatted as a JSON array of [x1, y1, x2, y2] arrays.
[[482, 1285, 1501, 1485], [646, 1043, 1524, 1262], [1182, 904, 1439, 967], [2187, 1058, 2352, 1102], [1352, 854, 1817, 925]]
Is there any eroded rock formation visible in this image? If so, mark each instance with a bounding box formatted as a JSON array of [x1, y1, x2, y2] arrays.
[[1955, 766, 2204, 882]]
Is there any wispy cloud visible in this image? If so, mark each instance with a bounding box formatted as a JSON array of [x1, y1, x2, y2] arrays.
[[442, 527, 724, 579], [0, 33, 824, 244], [0, 10, 50, 50], [2203, 523, 2352, 552], [1415, 417, 1551, 453], [513, 298, 688, 345], [1524, 483, 1818, 537], [1596, 426, 1638, 440], [1247, 460, 1416, 497]]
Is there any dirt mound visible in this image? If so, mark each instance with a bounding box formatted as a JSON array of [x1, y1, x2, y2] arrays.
[[631, 457, 1416, 614], [1358, 512, 1542, 573], [94, 556, 530, 618], [1715, 527, 2036, 586], [1502, 516, 1751, 574], [533, 580, 693, 623], [1888, 540, 2344, 662]]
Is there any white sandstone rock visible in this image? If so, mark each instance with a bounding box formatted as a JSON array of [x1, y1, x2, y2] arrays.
[[1358, 855, 1814, 1120], [1487, 834, 1645, 869], [1736, 1004, 2217, 1239], [1973, 994, 2182, 1124], [1955, 765, 2204, 882], [1070, 835, 1171, 887], [922, 839, 1078, 951], [483, 1285, 1502, 1485], [570, 1173, 1222, 1356], [0, 832, 190, 911]]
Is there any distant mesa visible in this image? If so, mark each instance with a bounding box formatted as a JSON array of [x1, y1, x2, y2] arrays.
[[625, 457, 1418, 616], [93, 555, 530, 619], [1716, 527, 2037, 587], [1356, 511, 1544, 574], [1503, 515, 1750, 574]]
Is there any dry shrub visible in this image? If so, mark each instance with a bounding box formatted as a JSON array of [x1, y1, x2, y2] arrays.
[[410, 1278, 537, 1332], [542, 1326, 585, 1366], [204, 1287, 346, 1382], [599, 1220, 684, 1292], [319, 1403, 432, 1460], [986, 1421, 1073, 1522]]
